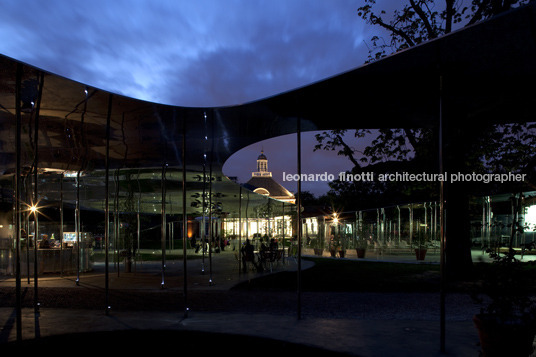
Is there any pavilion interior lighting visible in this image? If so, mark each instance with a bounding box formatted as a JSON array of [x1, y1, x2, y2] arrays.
[[525, 205, 536, 227]]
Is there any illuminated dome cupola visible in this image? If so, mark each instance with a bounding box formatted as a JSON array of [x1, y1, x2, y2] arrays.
[[246, 150, 295, 204], [253, 150, 271, 177]]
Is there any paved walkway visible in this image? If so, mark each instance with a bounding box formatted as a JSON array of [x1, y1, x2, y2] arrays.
[[0, 249, 504, 355]]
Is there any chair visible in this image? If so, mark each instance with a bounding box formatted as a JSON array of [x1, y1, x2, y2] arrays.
[[240, 249, 256, 272], [275, 249, 283, 266], [259, 250, 277, 272]]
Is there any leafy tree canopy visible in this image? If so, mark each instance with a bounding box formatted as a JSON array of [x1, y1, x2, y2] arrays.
[[316, 0, 536, 211]]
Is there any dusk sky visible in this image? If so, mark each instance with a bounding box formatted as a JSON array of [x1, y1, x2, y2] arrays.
[[0, 0, 391, 196]]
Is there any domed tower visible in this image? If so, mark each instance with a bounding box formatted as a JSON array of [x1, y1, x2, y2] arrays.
[[246, 150, 295, 204], [253, 150, 271, 177]]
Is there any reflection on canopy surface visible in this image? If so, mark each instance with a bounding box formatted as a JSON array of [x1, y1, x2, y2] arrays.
[[0, 3, 534, 217]]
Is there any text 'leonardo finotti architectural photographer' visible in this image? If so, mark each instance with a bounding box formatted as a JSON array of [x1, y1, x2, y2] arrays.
[[282, 171, 527, 184]]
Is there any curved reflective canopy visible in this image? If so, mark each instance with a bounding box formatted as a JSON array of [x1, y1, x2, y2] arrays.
[[0, 3, 535, 218], [0, 6, 535, 343]]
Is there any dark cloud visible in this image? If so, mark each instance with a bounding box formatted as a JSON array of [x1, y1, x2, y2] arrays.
[[162, 28, 366, 107], [0, 0, 370, 106], [157, 2, 369, 107]]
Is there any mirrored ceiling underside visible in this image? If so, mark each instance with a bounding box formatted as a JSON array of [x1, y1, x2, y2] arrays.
[[0, 4, 534, 216]]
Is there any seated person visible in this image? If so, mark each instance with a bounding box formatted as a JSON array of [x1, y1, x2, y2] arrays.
[[39, 234, 50, 249], [241, 239, 260, 272]]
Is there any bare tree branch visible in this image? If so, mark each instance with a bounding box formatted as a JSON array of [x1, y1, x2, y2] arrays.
[[467, 0, 489, 25], [409, 0, 437, 38], [371, 15, 416, 47], [444, 0, 455, 33], [403, 129, 419, 151], [335, 133, 362, 168]]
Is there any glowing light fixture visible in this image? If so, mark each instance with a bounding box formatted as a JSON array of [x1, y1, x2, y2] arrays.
[[63, 170, 79, 178], [332, 212, 339, 224], [526, 205, 536, 226]]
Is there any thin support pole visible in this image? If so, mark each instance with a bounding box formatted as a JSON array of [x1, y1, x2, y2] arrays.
[[486, 197, 491, 247], [60, 175, 64, 276], [104, 94, 112, 315], [114, 169, 119, 274], [76, 171, 80, 285], [238, 186, 242, 273], [282, 202, 285, 264], [208, 161, 213, 285], [208, 112, 214, 285], [76, 87, 88, 285], [182, 115, 188, 317], [296, 117, 302, 320], [33, 72, 44, 313], [24, 180, 30, 284], [409, 205, 413, 247], [161, 163, 167, 289], [201, 111, 208, 274], [33, 203, 39, 312], [397, 206, 401, 244], [14, 64, 23, 341], [423, 202, 428, 233], [439, 74, 446, 354], [201, 162, 206, 274], [245, 192, 249, 242], [136, 170, 141, 272], [434, 202, 437, 241]]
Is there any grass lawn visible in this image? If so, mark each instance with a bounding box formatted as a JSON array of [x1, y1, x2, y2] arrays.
[[232, 258, 442, 293]]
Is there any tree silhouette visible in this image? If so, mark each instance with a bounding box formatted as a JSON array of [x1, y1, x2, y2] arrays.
[[315, 0, 535, 279]]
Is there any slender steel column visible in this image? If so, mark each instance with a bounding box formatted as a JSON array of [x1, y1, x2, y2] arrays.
[[201, 160, 206, 273], [425, 203, 429, 238], [60, 174, 64, 276], [33, 197, 39, 311], [75, 171, 80, 285], [161, 162, 167, 288], [409, 205, 413, 246], [281, 202, 285, 263], [245, 192, 249, 243], [136, 170, 141, 272], [397, 206, 401, 244], [170, 222, 174, 251], [24, 179, 30, 284], [376, 209, 380, 243], [14, 63, 23, 341], [208, 153, 213, 285], [486, 197, 491, 247], [104, 94, 112, 315], [238, 186, 242, 273], [382, 208, 386, 243], [182, 114, 188, 317], [200, 112, 208, 273], [33, 72, 44, 312], [296, 117, 302, 320], [114, 169, 119, 273], [208, 112, 214, 285], [76, 88, 88, 285], [439, 74, 446, 353]]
